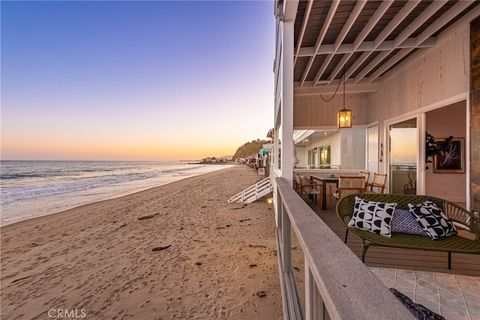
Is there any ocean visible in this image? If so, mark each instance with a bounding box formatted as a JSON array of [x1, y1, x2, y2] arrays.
[[0, 160, 231, 225]]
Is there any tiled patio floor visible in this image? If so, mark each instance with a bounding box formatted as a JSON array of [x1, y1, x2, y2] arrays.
[[308, 202, 480, 319], [371, 268, 480, 320]]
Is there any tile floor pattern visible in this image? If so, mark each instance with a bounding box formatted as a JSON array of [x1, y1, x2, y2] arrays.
[[370, 268, 480, 320]]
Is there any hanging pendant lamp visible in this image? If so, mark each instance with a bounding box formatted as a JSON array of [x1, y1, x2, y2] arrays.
[[337, 68, 352, 129]]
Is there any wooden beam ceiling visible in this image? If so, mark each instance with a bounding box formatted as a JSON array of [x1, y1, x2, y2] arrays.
[[293, 0, 479, 87]]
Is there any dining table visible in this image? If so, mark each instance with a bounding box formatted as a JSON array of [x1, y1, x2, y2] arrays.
[[310, 175, 339, 210]]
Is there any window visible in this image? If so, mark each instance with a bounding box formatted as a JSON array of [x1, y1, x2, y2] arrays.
[[319, 146, 331, 167]]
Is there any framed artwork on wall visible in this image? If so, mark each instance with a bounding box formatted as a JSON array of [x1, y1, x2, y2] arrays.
[[433, 138, 465, 174]]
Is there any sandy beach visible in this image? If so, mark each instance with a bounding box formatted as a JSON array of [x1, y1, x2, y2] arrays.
[[1, 166, 282, 319]]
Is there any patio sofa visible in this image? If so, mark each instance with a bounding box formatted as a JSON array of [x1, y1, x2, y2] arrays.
[[336, 193, 480, 269]]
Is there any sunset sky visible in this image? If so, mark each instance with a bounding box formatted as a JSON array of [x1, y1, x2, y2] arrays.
[[1, 1, 274, 160], [390, 128, 418, 165]]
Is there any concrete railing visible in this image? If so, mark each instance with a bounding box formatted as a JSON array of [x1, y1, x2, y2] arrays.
[[275, 177, 414, 320]]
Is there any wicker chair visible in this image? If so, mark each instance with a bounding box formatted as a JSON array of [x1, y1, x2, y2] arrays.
[[336, 193, 480, 269], [294, 174, 322, 204], [367, 173, 387, 193], [359, 171, 370, 188], [333, 176, 366, 200]]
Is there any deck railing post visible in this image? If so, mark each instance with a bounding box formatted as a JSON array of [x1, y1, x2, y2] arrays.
[[281, 201, 292, 272], [276, 188, 283, 241], [305, 260, 325, 320]]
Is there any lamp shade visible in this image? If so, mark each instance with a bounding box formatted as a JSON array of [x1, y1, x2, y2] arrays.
[[337, 108, 352, 128]]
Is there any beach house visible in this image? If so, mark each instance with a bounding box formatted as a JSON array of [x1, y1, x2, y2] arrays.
[[272, 1, 480, 319]]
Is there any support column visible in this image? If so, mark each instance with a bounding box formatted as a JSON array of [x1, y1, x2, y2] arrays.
[[417, 114, 426, 195], [471, 16, 480, 211], [280, 20, 294, 185]]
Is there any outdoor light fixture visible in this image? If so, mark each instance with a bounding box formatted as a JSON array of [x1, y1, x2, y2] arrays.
[[337, 108, 352, 128], [337, 68, 352, 129], [267, 197, 273, 204], [319, 67, 354, 128]]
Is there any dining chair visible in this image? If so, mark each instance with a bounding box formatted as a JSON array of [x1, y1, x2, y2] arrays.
[[294, 173, 310, 194], [359, 171, 370, 188], [334, 176, 366, 200], [294, 174, 319, 202], [293, 173, 302, 194], [302, 177, 322, 205], [368, 173, 387, 194]]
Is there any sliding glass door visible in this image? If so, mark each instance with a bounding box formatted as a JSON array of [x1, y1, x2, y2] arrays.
[[389, 118, 417, 194], [367, 125, 379, 174]]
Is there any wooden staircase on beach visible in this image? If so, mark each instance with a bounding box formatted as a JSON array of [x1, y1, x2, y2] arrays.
[[228, 177, 272, 204]]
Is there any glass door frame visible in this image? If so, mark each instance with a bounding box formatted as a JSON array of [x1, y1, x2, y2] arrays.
[[383, 113, 426, 195]]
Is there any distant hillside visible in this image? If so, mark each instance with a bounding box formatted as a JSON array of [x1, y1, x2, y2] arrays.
[[232, 139, 269, 160]]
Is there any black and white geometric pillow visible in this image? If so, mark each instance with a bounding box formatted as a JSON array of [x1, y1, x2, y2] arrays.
[[408, 200, 457, 240], [389, 288, 446, 320], [348, 197, 397, 238]]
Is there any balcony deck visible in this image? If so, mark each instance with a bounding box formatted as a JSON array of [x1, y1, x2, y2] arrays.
[[309, 203, 480, 277]]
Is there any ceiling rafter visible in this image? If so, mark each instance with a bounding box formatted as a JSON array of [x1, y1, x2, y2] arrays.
[[326, 0, 394, 84], [354, 0, 448, 83], [367, 0, 476, 82], [312, 0, 368, 86], [293, 0, 479, 88], [296, 37, 436, 57], [294, 0, 313, 64], [300, 0, 340, 87], [340, 0, 420, 84]]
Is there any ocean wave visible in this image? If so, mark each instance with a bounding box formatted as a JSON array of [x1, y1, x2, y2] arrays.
[[0, 163, 231, 225], [1, 171, 157, 205], [1, 166, 125, 180], [0, 162, 205, 205]]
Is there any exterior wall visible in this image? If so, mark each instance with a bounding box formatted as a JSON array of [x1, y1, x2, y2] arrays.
[[340, 128, 366, 170], [305, 133, 341, 167], [367, 25, 470, 168], [361, 21, 473, 204], [296, 130, 366, 169], [295, 145, 308, 167], [273, 17, 294, 185], [367, 25, 469, 125], [425, 101, 467, 203], [294, 93, 369, 128]]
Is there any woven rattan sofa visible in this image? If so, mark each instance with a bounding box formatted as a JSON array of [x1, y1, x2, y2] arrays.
[[336, 193, 480, 269]]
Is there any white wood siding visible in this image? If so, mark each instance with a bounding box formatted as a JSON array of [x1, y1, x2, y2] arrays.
[[293, 93, 369, 128]]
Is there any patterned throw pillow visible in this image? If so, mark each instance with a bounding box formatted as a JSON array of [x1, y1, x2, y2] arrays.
[[391, 209, 429, 237], [389, 288, 446, 320], [408, 200, 457, 240], [348, 197, 397, 238]]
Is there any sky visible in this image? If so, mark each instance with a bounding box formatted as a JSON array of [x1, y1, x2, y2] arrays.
[[1, 1, 275, 160], [390, 128, 417, 165]]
